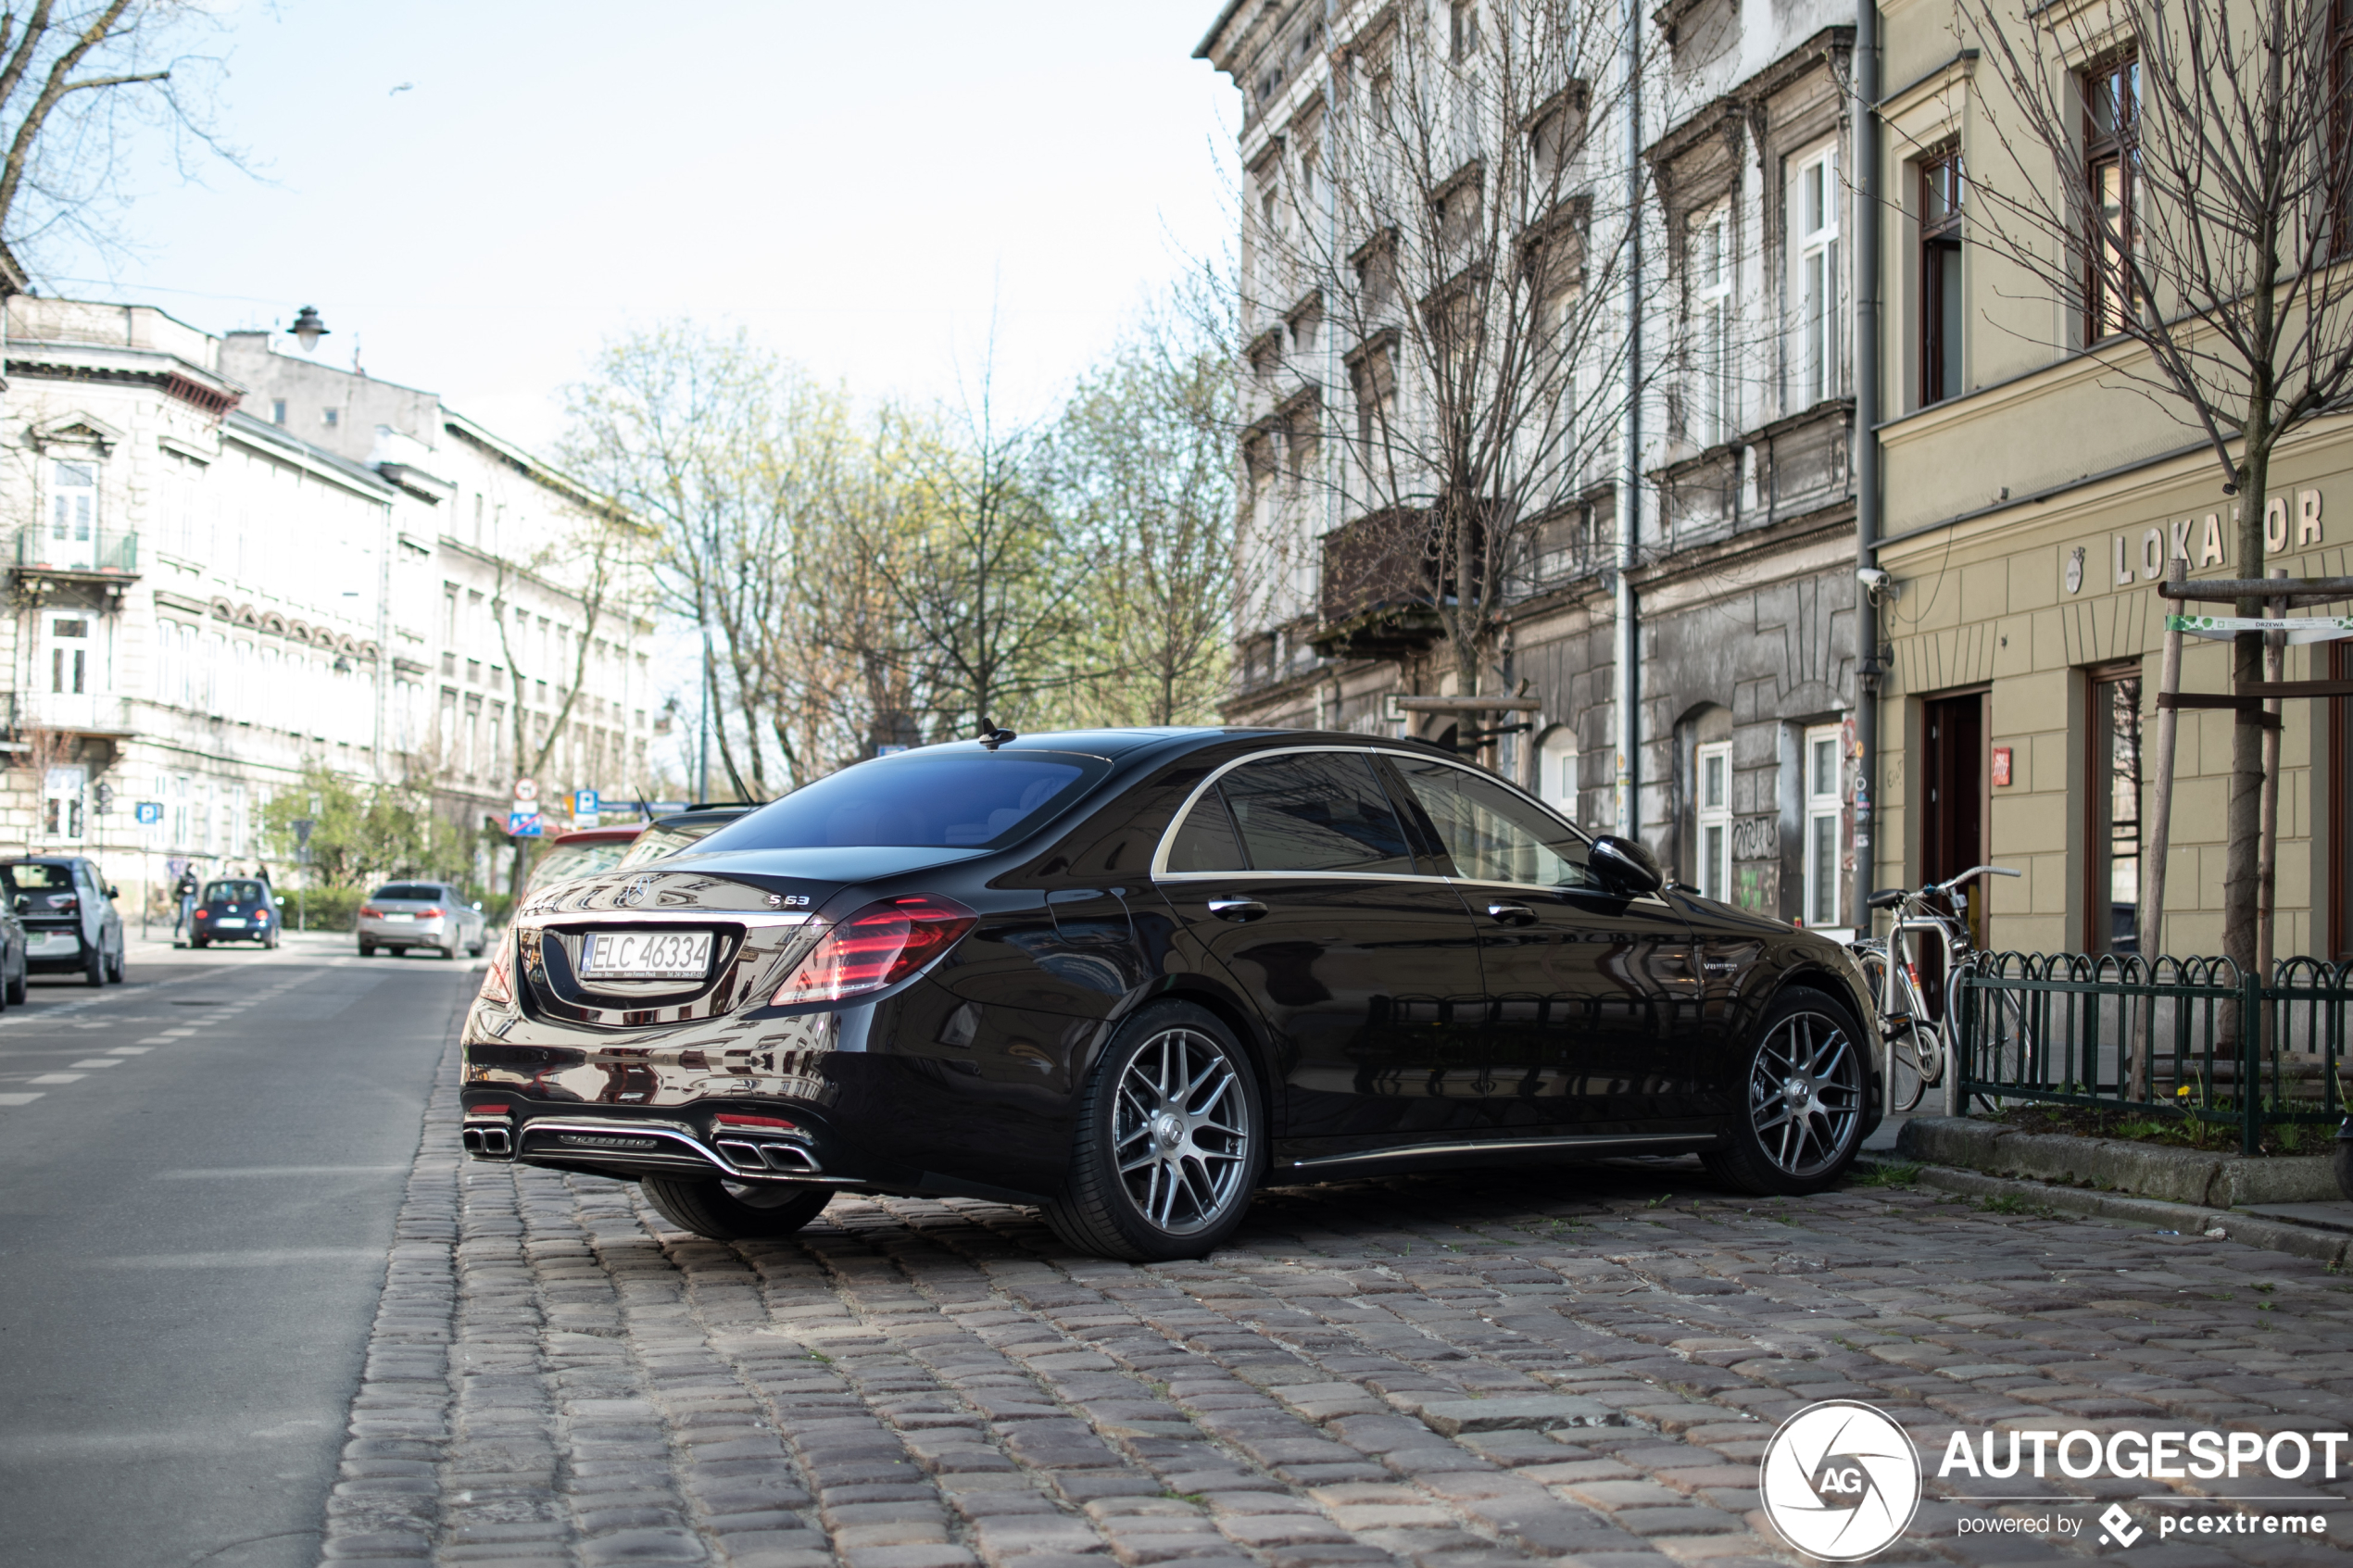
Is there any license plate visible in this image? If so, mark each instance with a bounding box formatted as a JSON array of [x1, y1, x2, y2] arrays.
[[580, 930, 712, 981], [217, 918, 246, 929], [384, 912, 413, 922]]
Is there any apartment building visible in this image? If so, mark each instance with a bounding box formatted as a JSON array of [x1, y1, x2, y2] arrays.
[[0, 298, 653, 915], [1199, 0, 1873, 935], [1865, 2, 2353, 961]]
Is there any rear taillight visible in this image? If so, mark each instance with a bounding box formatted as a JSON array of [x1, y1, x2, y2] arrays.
[[195, 909, 208, 920], [422, 906, 445, 919], [359, 905, 382, 920], [772, 895, 976, 1007], [479, 934, 514, 1007]]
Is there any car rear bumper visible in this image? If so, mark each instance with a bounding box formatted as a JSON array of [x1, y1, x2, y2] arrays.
[[360, 919, 449, 945], [25, 929, 82, 968]]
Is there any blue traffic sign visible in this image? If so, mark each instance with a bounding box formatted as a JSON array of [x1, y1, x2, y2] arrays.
[[508, 810, 544, 838], [133, 801, 163, 825], [573, 788, 598, 819]]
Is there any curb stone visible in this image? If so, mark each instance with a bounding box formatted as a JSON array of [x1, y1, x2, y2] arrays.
[[1894, 1115, 2338, 1206], [1853, 1155, 2350, 1264]]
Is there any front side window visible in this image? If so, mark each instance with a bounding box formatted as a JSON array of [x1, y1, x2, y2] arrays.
[[52, 461, 94, 542], [2084, 49, 2140, 342], [1919, 144, 1964, 405], [1790, 146, 1842, 408], [1695, 741, 1732, 902], [1803, 725, 1844, 929], [1387, 755, 1592, 888]]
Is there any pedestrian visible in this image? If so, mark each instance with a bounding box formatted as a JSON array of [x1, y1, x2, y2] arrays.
[[173, 868, 199, 947]]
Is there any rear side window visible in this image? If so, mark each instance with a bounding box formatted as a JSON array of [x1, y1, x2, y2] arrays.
[[1389, 755, 1592, 888], [0, 862, 70, 890], [372, 884, 441, 902], [1164, 793, 1246, 872], [1215, 752, 1414, 874]]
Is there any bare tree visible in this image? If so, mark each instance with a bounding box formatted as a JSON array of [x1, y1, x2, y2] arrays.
[[870, 385, 1100, 739], [564, 326, 879, 797], [1044, 304, 1237, 727], [0, 1, 244, 267], [1956, 0, 2353, 972], [1245, 0, 1645, 734]]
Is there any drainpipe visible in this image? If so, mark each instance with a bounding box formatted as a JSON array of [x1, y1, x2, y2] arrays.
[[1852, 4, 1882, 929], [1615, 0, 1643, 841]]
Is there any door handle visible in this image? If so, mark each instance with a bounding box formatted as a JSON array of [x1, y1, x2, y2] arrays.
[[1485, 902, 1536, 926], [1206, 897, 1267, 922]]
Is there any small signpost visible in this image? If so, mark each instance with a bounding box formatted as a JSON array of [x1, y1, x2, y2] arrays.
[[133, 801, 162, 826], [573, 787, 599, 825], [509, 777, 543, 839]]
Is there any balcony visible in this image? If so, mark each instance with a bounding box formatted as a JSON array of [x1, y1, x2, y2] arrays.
[[15, 525, 140, 581], [1311, 507, 1456, 661]]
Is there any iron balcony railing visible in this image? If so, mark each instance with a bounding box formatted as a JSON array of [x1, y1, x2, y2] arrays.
[[1955, 952, 2351, 1156], [15, 525, 138, 574]]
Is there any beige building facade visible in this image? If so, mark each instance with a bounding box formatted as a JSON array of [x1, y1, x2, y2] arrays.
[[1866, 7, 2353, 964]]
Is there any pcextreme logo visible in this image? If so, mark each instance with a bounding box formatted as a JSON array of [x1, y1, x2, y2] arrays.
[[1759, 1400, 1923, 1561]]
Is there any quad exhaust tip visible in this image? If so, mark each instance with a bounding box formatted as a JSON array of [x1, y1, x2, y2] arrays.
[[461, 1125, 514, 1158], [713, 1136, 820, 1174]]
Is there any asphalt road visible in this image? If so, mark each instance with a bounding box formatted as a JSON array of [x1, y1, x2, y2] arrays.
[[0, 934, 476, 1568]]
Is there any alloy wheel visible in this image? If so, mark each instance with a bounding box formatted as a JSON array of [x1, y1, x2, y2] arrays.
[[1747, 1009, 1864, 1179], [1114, 1027, 1251, 1236]]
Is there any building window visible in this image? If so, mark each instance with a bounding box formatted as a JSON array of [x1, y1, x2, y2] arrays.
[[322, 407, 340, 429], [271, 399, 287, 425], [48, 617, 88, 696], [1539, 727, 1579, 823], [1790, 144, 1842, 408], [1919, 144, 1964, 405], [1696, 741, 1732, 902], [1689, 205, 1733, 445], [52, 461, 94, 542], [2089, 662, 2145, 954], [1803, 724, 1844, 930], [2084, 48, 2140, 343], [44, 766, 84, 839]]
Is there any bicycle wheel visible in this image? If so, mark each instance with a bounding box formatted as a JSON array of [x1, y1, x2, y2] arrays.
[[1887, 1022, 1936, 1112]]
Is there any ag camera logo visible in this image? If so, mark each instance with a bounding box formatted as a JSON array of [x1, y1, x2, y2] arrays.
[[1761, 1400, 1922, 1560]]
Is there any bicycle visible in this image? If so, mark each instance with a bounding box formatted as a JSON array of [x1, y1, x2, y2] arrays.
[[1848, 863, 2023, 1112]]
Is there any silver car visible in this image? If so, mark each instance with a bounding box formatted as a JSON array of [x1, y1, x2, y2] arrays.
[[357, 880, 486, 960]]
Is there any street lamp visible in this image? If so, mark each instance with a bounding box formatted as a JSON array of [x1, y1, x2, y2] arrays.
[[290, 306, 330, 353]]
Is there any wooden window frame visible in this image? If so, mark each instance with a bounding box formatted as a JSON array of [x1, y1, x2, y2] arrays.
[[1919, 143, 1964, 406], [2083, 659, 2145, 956], [2082, 47, 2141, 345]]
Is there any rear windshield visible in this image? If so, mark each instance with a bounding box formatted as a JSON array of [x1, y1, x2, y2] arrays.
[[694, 751, 1107, 852], [371, 884, 442, 902], [0, 862, 71, 890], [615, 822, 718, 869], [205, 880, 266, 904], [528, 839, 635, 891]]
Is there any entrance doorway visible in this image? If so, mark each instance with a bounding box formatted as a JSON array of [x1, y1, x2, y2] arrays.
[[2334, 641, 2352, 961], [1921, 689, 1989, 947]]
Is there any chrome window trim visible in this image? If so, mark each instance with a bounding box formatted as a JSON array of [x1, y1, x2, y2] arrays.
[[1155, 868, 1457, 886]]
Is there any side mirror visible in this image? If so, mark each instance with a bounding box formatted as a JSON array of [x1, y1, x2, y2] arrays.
[[1589, 834, 1664, 897], [106, 884, 120, 900]]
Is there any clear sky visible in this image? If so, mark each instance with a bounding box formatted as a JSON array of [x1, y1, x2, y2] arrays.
[[37, 0, 1239, 456]]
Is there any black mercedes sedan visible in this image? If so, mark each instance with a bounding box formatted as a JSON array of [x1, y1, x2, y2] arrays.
[[460, 728, 1881, 1261]]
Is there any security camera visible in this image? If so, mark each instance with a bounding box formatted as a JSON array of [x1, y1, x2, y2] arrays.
[[1856, 567, 1892, 591]]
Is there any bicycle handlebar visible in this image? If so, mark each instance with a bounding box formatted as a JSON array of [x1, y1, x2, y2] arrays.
[[1932, 864, 2020, 897]]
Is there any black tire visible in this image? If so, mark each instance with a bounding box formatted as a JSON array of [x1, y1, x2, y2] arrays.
[[359, 944, 375, 958], [105, 943, 123, 983], [639, 1175, 832, 1240], [1704, 985, 1869, 1197], [1042, 1000, 1265, 1262], [82, 943, 104, 985], [7, 956, 26, 1006]]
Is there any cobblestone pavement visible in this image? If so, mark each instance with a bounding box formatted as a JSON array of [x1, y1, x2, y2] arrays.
[[320, 1047, 2353, 1568]]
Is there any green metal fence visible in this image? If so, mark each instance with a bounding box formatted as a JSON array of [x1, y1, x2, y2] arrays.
[[1955, 953, 2351, 1156]]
